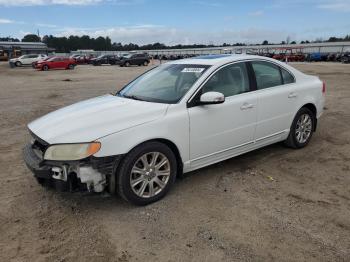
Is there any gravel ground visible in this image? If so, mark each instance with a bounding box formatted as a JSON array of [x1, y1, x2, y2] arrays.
[[0, 61, 349, 262]]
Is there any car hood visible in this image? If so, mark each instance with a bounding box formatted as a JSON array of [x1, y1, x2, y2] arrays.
[[28, 94, 169, 144]]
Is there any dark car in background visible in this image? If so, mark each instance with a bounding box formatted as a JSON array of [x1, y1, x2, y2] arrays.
[[118, 53, 150, 67], [341, 52, 350, 63], [70, 54, 94, 64], [91, 55, 119, 66]]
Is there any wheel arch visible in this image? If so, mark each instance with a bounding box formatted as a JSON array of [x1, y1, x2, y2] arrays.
[[152, 138, 184, 177], [299, 103, 317, 131], [126, 138, 184, 177]]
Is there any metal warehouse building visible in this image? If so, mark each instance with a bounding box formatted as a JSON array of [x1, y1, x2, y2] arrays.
[[0, 41, 53, 61], [141, 42, 350, 56]]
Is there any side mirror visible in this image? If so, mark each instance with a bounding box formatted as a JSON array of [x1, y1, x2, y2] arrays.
[[199, 91, 225, 105]]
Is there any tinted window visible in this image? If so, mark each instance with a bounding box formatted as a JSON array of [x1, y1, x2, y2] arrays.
[[251, 61, 283, 89], [281, 68, 295, 84], [202, 62, 250, 97], [28, 54, 38, 58]]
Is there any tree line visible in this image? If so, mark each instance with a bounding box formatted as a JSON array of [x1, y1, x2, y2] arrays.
[[1, 34, 349, 52]]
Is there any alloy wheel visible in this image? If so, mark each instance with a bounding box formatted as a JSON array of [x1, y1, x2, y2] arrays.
[[130, 152, 170, 198], [295, 114, 312, 144]]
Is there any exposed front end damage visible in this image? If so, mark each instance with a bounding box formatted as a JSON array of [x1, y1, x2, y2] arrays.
[[49, 164, 107, 192], [23, 134, 121, 193]]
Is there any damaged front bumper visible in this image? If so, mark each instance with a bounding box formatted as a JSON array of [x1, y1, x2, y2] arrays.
[[23, 140, 121, 193]]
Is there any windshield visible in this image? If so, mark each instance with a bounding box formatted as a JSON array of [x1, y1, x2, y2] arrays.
[[123, 54, 132, 58], [118, 64, 210, 104], [97, 55, 105, 59]]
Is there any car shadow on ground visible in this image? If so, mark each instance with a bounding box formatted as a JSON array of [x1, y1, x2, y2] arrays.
[[52, 142, 290, 211]]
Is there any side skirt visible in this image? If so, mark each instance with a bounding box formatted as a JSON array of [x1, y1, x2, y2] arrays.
[[185, 130, 289, 173]]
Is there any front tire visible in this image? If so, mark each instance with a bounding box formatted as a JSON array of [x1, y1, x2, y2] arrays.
[[285, 108, 315, 148], [42, 65, 49, 71], [116, 141, 177, 205], [15, 61, 21, 67]]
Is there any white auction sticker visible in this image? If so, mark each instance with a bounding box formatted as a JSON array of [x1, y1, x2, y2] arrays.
[[181, 68, 205, 73]]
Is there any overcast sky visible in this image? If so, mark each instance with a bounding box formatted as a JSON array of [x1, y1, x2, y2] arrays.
[[0, 0, 349, 45]]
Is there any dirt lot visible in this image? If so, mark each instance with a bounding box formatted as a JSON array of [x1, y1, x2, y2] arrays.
[[0, 61, 349, 262]]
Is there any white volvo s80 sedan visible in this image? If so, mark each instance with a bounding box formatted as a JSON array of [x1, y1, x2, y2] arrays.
[[23, 54, 325, 205]]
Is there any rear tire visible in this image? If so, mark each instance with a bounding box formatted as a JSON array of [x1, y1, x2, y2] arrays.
[[285, 107, 315, 149], [143, 61, 149, 66], [68, 64, 74, 70], [125, 61, 130, 67], [116, 141, 177, 205]]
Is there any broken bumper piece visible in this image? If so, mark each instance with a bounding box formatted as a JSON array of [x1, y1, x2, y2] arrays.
[[23, 143, 120, 193]]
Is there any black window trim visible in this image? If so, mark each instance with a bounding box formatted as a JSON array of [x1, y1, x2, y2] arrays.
[[186, 58, 296, 108]]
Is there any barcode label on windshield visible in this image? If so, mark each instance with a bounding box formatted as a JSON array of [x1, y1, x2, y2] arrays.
[[181, 68, 205, 73]]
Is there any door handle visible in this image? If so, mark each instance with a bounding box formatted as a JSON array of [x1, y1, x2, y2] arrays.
[[240, 103, 254, 110], [288, 92, 297, 98]]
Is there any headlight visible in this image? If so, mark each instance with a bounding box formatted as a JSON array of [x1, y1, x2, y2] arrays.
[[44, 142, 101, 161]]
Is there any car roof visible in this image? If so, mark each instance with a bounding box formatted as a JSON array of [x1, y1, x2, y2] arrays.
[[166, 54, 276, 66]]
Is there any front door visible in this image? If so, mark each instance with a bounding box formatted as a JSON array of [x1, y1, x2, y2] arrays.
[[188, 62, 257, 169]]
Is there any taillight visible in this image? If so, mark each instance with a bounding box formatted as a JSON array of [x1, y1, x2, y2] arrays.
[[322, 81, 326, 94]]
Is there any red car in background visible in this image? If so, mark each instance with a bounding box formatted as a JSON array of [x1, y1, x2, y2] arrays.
[[35, 57, 76, 71], [32, 56, 52, 68]]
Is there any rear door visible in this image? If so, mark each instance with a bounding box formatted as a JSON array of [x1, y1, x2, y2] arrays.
[[250, 60, 297, 145], [131, 54, 139, 65]]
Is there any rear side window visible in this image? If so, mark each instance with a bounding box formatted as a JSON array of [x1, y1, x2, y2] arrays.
[[251, 61, 283, 89], [281, 68, 295, 84]]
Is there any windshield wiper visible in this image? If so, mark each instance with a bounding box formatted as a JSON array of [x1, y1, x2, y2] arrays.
[[122, 94, 145, 101]]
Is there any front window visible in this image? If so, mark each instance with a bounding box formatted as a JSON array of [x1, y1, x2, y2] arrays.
[[201, 62, 250, 97], [118, 64, 210, 103]]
